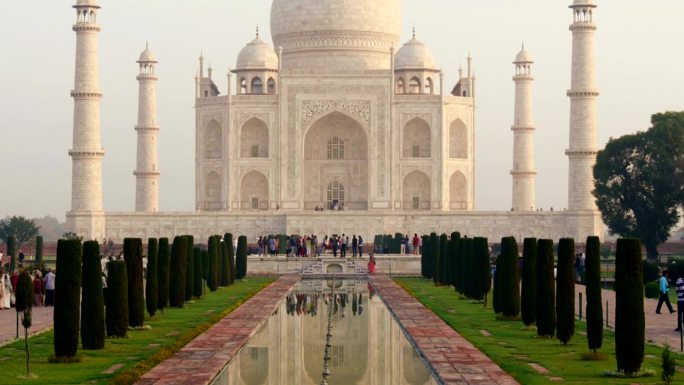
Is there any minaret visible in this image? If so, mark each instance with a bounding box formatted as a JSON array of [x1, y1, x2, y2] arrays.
[[511, 45, 537, 212], [567, 0, 599, 211], [134, 44, 160, 212], [67, 0, 105, 239]]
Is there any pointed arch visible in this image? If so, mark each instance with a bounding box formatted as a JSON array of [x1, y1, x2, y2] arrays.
[[409, 77, 421, 94], [241, 170, 269, 210], [449, 119, 468, 159], [396, 77, 405, 94], [403, 170, 431, 210], [426, 77, 434, 94], [239, 78, 247, 94], [205, 171, 222, 211], [251, 77, 263, 94], [267, 78, 276, 94], [204, 120, 222, 159], [403, 118, 431, 158], [241, 118, 269, 158], [449, 171, 468, 210]]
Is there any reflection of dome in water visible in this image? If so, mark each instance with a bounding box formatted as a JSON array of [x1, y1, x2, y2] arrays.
[[240, 347, 269, 385], [270, 0, 402, 70]]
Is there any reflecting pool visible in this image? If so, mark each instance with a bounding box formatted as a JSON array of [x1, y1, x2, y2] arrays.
[[211, 279, 439, 385]]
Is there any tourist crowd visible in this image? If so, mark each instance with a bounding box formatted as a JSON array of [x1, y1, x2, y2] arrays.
[[0, 265, 56, 310]]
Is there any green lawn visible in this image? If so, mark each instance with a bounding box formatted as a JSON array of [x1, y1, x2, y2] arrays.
[[395, 277, 684, 385], [0, 277, 274, 385]]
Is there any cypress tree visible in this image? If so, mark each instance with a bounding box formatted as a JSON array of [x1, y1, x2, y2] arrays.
[[420, 235, 429, 278], [473, 237, 491, 301], [81, 241, 105, 350], [16, 270, 33, 376], [395, 233, 403, 254], [193, 247, 203, 298], [124, 238, 144, 327], [277, 234, 287, 255], [223, 233, 234, 285], [236, 236, 248, 279], [430, 233, 439, 283], [219, 236, 228, 286], [448, 232, 461, 286], [615, 238, 645, 375], [54, 239, 82, 359], [536, 239, 556, 337], [439, 234, 449, 285], [556, 238, 575, 345], [105, 260, 128, 338], [521, 238, 537, 327], [35, 236, 43, 264], [456, 237, 467, 294], [207, 236, 219, 291], [498, 237, 520, 317], [8, 236, 16, 272], [145, 238, 158, 317], [202, 249, 209, 281], [465, 238, 477, 297], [169, 236, 187, 308], [184, 235, 194, 301], [585, 236, 603, 352], [157, 238, 170, 313]]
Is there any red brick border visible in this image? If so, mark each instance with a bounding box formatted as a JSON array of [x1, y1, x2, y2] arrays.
[[370, 275, 519, 385], [136, 275, 300, 385]]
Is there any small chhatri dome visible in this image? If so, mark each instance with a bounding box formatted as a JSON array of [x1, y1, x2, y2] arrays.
[[515, 44, 533, 63], [75, 0, 99, 7], [236, 34, 278, 71], [395, 31, 437, 71], [138, 43, 157, 63], [571, 0, 596, 7]]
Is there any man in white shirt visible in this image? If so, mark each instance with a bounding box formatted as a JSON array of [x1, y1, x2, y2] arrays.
[[44, 269, 56, 306]]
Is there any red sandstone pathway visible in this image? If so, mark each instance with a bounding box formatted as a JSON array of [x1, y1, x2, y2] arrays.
[[371, 275, 519, 385], [0, 306, 53, 347], [136, 275, 300, 385], [575, 284, 683, 349]]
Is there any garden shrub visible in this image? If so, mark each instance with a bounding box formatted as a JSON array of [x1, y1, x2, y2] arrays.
[[106, 260, 128, 338], [193, 247, 203, 298], [184, 235, 194, 302], [644, 282, 660, 299], [207, 236, 220, 291], [473, 237, 491, 301], [556, 238, 575, 345], [536, 239, 556, 337], [146, 238, 158, 317], [236, 236, 248, 279], [521, 238, 537, 327], [81, 241, 105, 349], [496, 237, 520, 317], [169, 236, 187, 308], [438, 234, 449, 285], [54, 239, 82, 358], [157, 238, 170, 313], [615, 238, 645, 375], [225, 233, 235, 285], [585, 236, 603, 352], [124, 238, 145, 327]]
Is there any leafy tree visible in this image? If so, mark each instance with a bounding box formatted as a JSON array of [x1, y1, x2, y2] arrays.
[[556, 238, 575, 345], [81, 241, 105, 350], [7, 236, 16, 271], [521, 238, 537, 327], [594, 112, 684, 260], [15, 271, 33, 376], [0, 216, 40, 250], [585, 236, 603, 353], [615, 238, 645, 375], [61, 232, 83, 241]]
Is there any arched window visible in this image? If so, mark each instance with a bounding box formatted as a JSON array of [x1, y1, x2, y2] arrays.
[[409, 77, 421, 94], [449, 171, 468, 210], [403, 171, 431, 210], [251, 77, 263, 94], [396, 78, 405, 94], [426, 78, 434, 94], [449, 120, 468, 159], [267, 78, 276, 94], [205, 171, 222, 211], [327, 137, 345, 160], [240, 118, 269, 158], [327, 180, 345, 208], [204, 120, 222, 159], [403, 118, 431, 158], [240, 78, 247, 94]]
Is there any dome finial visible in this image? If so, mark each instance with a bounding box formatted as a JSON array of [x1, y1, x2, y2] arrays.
[[256, 25, 259, 38], [146, 41, 149, 50], [412, 25, 416, 39]]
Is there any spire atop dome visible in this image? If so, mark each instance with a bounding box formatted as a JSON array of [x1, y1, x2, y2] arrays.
[[412, 25, 416, 39], [256, 25, 259, 38]]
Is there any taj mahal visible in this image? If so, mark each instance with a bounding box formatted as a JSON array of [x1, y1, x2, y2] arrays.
[[66, 0, 604, 243]]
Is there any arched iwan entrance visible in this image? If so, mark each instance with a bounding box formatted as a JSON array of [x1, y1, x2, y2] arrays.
[[403, 171, 431, 210], [303, 112, 368, 210], [241, 171, 269, 210], [449, 171, 468, 210]]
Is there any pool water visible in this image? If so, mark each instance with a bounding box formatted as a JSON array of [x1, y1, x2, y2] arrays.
[[211, 279, 439, 385]]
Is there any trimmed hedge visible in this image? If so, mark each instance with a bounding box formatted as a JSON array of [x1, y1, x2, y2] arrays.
[[438, 234, 449, 285], [496, 237, 520, 317], [536, 239, 556, 337], [236, 236, 248, 279], [105, 260, 128, 338], [615, 238, 645, 375], [157, 238, 170, 313], [448, 232, 460, 287], [146, 238, 159, 317], [169, 236, 187, 308], [207, 236, 220, 291], [464, 238, 475, 298], [222, 233, 234, 286], [35, 236, 43, 264], [7, 236, 16, 272], [429, 233, 439, 282], [420, 235, 429, 278], [521, 238, 537, 327], [124, 238, 145, 327], [585, 236, 603, 352], [556, 238, 575, 345], [81, 241, 105, 350], [54, 239, 82, 358], [455, 236, 467, 294], [15, 271, 33, 312], [184, 235, 194, 302], [473, 237, 491, 301], [193, 247, 203, 298]]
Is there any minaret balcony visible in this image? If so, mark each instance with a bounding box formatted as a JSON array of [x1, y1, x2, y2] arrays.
[[567, 89, 599, 97], [569, 23, 597, 32], [72, 24, 101, 33]]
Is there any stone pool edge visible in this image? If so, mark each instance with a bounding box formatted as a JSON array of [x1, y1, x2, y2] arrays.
[[136, 274, 301, 385], [369, 275, 520, 385]]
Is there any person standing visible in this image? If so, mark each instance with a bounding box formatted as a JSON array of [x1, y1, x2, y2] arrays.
[[33, 270, 43, 306], [413, 234, 420, 255], [656, 270, 676, 314], [0, 268, 9, 309], [341, 236, 348, 258], [676, 274, 684, 331], [352, 235, 358, 258], [44, 269, 56, 306], [358, 236, 364, 258], [332, 237, 338, 258]]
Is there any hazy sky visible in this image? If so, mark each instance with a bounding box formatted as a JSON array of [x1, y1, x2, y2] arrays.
[[1, 0, 683, 221]]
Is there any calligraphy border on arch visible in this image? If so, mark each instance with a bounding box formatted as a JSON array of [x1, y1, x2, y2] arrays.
[[301, 100, 371, 127]]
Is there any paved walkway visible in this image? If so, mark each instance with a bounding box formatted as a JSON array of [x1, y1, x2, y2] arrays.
[[371, 275, 519, 385], [0, 306, 53, 347], [575, 284, 682, 349], [137, 275, 300, 385]]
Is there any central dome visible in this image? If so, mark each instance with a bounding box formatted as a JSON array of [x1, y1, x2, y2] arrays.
[[271, 0, 402, 71]]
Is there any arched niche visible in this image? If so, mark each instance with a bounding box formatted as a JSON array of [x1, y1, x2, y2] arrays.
[[449, 171, 468, 210], [204, 120, 222, 159], [403, 118, 431, 158], [205, 171, 222, 211], [403, 170, 431, 210], [449, 120, 468, 159], [241, 118, 269, 158], [241, 170, 269, 210]]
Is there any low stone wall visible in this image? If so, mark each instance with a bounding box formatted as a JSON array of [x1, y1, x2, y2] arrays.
[[103, 210, 603, 244], [246, 255, 421, 276]]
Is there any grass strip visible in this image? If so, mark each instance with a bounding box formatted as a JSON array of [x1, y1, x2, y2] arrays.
[[0, 277, 274, 385], [395, 277, 684, 385]]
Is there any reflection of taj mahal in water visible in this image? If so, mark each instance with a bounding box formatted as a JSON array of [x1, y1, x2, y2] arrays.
[[66, 0, 604, 242], [212, 280, 438, 385]]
